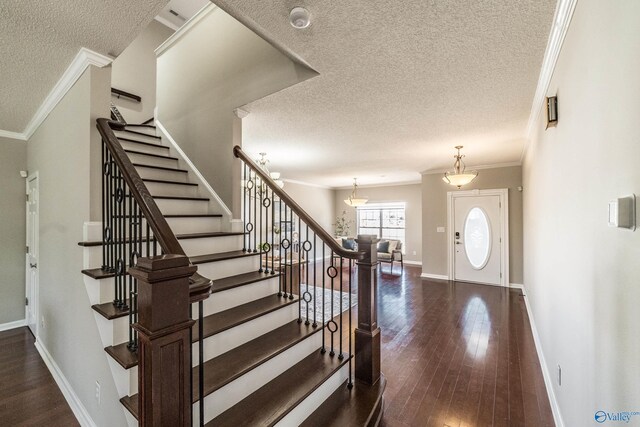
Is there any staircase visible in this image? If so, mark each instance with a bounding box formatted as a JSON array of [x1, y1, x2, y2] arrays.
[[81, 119, 385, 426]]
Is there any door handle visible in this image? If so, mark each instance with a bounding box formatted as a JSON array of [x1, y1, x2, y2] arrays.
[[30, 263, 37, 269]]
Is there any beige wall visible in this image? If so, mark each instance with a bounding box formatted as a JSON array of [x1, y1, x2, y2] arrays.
[[523, 1, 640, 425], [0, 138, 27, 325], [26, 66, 127, 426], [111, 20, 173, 124], [156, 6, 317, 209], [283, 181, 335, 233], [422, 166, 523, 282], [334, 183, 422, 264]]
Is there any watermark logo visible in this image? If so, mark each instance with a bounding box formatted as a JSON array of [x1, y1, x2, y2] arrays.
[[594, 410, 640, 424]]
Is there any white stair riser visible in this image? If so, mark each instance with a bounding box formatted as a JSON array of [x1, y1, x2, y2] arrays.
[[126, 152, 178, 169], [195, 256, 260, 281], [197, 333, 323, 424], [277, 363, 350, 427], [167, 216, 222, 235], [145, 181, 200, 198], [198, 277, 279, 315], [194, 303, 298, 367], [181, 235, 243, 257], [130, 367, 138, 395], [115, 130, 161, 144], [135, 166, 188, 182], [155, 198, 209, 215], [123, 127, 158, 137], [119, 140, 168, 156]]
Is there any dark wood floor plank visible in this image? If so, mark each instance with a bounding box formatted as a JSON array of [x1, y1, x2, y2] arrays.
[[0, 328, 79, 426]]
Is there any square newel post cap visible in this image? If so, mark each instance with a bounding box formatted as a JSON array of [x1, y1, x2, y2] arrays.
[[355, 234, 380, 263], [129, 254, 196, 283]]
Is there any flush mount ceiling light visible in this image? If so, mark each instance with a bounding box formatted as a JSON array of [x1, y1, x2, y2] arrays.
[[442, 146, 478, 189], [344, 178, 368, 207], [289, 7, 311, 29]]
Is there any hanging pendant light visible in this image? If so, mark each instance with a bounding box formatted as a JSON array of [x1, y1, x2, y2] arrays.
[[344, 178, 368, 207], [442, 146, 478, 188], [257, 152, 284, 189]]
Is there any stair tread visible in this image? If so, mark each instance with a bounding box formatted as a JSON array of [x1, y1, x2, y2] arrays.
[[193, 294, 298, 341], [91, 299, 130, 320], [120, 129, 160, 139], [132, 163, 188, 172], [124, 149, 177, 160], [210, 271, 277, 294], [117, 136, 167, 149], [142, 178, 198, 186], [300, 376, 387, 427], [125, 123, 155, 129], [206, 351, 350, 427], [106, 294, 298, 369], [119, 320, 324, 420], [120, 395, 138, 419], [78, 231, 239, 248], [153, 195, 209, 201], [190, 250, 261, 264]]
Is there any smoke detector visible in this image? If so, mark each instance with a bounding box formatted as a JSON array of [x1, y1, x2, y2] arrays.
[[289, 7, 311, 29]]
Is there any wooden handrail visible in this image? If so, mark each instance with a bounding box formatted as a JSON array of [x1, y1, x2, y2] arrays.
[[97, 118, 211, 300], [233, 145, 364, 260], [111, 87, 142, 103]]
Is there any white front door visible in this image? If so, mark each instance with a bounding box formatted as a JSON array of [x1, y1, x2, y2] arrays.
[[26, 174, 39, 335], [450, 190, 507, 286]]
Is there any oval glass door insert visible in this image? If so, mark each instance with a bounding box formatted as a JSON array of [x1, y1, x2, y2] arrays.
[[464, 207, 491, 269]]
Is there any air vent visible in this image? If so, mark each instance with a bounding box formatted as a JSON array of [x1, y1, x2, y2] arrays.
[[169, 9, 180, 17]]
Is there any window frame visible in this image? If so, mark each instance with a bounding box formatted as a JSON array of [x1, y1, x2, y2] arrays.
[[356, 203, 406, 251]]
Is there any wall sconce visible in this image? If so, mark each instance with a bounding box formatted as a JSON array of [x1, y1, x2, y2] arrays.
[[546, 96, 558, 129]]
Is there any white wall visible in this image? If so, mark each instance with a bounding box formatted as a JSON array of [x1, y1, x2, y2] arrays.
[[26, 66, 127, 426], [111, 20, 174, 124], [284, 181, 335, 234], [0, 138, 27, 325], [334, 183, 422, 264], [156, 5, 317, 209], [523, 1, 640, 425]]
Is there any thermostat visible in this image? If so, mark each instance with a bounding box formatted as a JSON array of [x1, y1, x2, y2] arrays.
[[608, 194, 636, 230]]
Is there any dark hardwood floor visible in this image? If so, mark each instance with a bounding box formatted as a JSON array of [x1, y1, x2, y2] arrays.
[[376, 266, 554, 427], [0, 327, 79, 426]]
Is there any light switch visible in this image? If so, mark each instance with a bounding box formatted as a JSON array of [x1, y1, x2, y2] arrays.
[[608, 194, 636, 230], [436, 227, 445, 233]]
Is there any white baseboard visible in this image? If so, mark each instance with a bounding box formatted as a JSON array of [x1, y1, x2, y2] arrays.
[[0, 318, 26, 332], [35, 340, 97, 427], [403, 260, 422, 266], [420, 272, 449, 280], [521, 287, 565, 427]]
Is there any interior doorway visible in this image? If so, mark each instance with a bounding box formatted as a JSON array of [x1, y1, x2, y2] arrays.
[[447, 189, 509, 286], [26, 173, 39, 336]]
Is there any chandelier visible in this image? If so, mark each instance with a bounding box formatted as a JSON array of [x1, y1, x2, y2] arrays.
[[344, 178, 368, 207], [256, 152, 284, 189], [442, 146, 478, 188]]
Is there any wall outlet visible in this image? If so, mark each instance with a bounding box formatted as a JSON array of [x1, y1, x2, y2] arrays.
[[557, 364, 562, 386], [436, 227, 445, 233], [95, 381, 101, 404], [412, 250, 417, 256]]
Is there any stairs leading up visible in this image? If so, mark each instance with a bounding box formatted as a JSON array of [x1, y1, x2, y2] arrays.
[[83, 120, 384, 426]]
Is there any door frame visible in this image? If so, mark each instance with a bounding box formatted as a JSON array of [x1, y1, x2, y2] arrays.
[[25, 172, 39, 336], [446, 188, 509, 287]]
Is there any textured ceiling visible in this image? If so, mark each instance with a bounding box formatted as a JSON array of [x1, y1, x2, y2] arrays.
[[0, 0, 169, 133], [214, 0, 557, 187]]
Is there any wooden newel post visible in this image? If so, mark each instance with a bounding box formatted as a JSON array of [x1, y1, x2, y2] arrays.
[[355, 235, 381, 385], [130, 255, 196, 427]]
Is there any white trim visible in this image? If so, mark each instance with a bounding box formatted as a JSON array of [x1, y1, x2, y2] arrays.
[[282, 178, 332, 190], [446, 189, 509, 287], [420, 273, 449, 280], [336, 179, 422, 190], [35, 340, 98, 427], [0, 129, 27, 141], [403, 260, 422, 266], [521, 288, 565, 427], [154, 15, 181, 32], [509, 283, 525, 290], [522, 0, 578, 162], [0, 318, 26, 332], [155, 3, 218, 57], [155, 120, 232, 217], [421, 161, 522, 176]]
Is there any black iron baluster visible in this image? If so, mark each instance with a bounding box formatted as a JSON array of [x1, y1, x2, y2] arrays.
[[198, 300, 204, 427], [108, 155, 115, 275], [259, 174, 264, 273], [243, 163, 248, 252], [321, 244, 326, 354], [288, 206, 294, 300], [246, 169, 253, 253], [116, 169, 124, 309], [283, 205, 289, 298], [312, 232, 317, 328], [348, 258, 353, 388], [271, 187, 275, 275], [297, 212, 302, 323], [304, 224, 310, 326], [338, 256, 344, 360], [101, 142, 107, 270], [278, 199, 283, 296], [329, 250, 336, 357], [253, 171, 257, 253]]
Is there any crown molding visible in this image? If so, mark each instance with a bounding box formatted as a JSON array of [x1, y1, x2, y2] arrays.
[[154, 15, 181, 32], [421, 161, 522, 175], [282, 178, 332, 190], [155, 3, 218, 57], [521, 0, 578, 162], [0, 48, 113, 142], [334, 179, 422, 190]]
